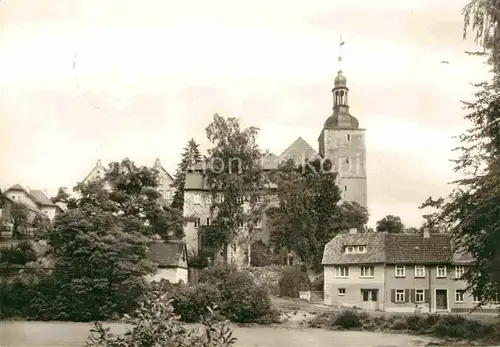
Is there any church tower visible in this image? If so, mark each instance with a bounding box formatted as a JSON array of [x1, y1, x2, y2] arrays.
[[318, 43, 367, 208]]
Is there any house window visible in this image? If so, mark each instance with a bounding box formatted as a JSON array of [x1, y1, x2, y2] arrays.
[[415, 265, 425, 278], [206, 217, 210, 226], [338, 288, 346, 296], [473, 294, 480, 303], [415, 289, 425, 303], [455, 290, 465, 302], [193, 194, 201, 205], [345, 246, 355, 253], [255, 219, 262, 228], [395, 265, 405, 277], [236, 197, 242, 204], [346, 157, 349, 164], [436, 266, 447, 278], [335, 266, 349, 278], [344, 186, 348, 192], [357, 245, 366, 253], [360, 266, 374, 278], [396, 289, 405, 303], [455, 266, 465, 279], [206, 195, 213, 204], [256, 195, 262, 203], [347, 134, 350, 141], [237, 221, 244, 228], [194, 218, 200, 228]]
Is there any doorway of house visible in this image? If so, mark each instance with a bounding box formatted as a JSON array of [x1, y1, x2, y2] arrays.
[[361, 289, 378, 310], [435, 289, 448, 311]]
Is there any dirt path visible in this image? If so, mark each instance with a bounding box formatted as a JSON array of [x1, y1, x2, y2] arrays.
[[0, 321, 436, 347]]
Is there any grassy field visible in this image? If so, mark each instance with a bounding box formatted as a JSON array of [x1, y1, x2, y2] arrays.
[[0, 321, 435, 347]]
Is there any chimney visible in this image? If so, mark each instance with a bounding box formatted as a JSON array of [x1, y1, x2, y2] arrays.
[[43, 189, 48, 197], [96, 159, 102, 167], [348, 227, 357, 234], [154, 158, 161, 168], [26, 185, 30, 193], [423, 228, 430, 238]]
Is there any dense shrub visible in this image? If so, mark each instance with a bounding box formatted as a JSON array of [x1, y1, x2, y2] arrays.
[[334, 310, 362, 329], [86, 285, 237, 347], [180, 265, 279, 324], [308, 310, 498, 342], [0, 241, 37, 265], [278, 266, 311, 298], [174, 283, 223, 322]]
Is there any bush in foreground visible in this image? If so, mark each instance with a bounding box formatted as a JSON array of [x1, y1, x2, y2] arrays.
[[173, 265, 280, 324], [86, 287, 237, 347], [309, 310, 499, 342]]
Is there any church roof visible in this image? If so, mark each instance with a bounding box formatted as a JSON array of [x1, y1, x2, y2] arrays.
[[278, 137, 319, 165], [324, 112, 359, 129]]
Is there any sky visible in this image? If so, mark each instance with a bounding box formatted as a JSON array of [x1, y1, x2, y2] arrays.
[[0, 0, 492, 228]]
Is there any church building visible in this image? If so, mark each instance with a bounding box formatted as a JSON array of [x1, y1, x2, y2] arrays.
[[182, 68, 367, 265]]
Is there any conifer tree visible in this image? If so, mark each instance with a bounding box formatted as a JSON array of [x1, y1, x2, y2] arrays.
[[171, 139, 202, 211]]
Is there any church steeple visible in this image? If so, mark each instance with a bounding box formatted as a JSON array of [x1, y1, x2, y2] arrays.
[[332, 35, 349, 111], [323, 36, 359, 130]]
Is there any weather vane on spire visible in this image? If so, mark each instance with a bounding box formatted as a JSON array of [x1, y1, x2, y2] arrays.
[[338, 34, 345, 72]]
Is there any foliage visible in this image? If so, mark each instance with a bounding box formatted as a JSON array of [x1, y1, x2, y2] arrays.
[[250, 240, 278, 267], [309, 310, 498, 341], [9, 203, 29, 239], [417, 0, 500, 305], [204, 114, 268, 263], [375, 215, 405, 233], [51, 187, 70, 204], [171, 138, 202, 211], [278, 266, 311, 298], [85, 285, 237, 347], [336, 201, 369, 231], [187, 264, 277, 324], [72, 158, 184, 240], [267, 158, 345, 270], [173, 283, 223, 322], [0, 241, 37, 265]]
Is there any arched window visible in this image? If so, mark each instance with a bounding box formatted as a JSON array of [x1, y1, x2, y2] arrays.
[[340, 90, 345, 104]]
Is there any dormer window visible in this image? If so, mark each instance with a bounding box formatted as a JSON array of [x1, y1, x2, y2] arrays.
[[344, 245, 367, 254]]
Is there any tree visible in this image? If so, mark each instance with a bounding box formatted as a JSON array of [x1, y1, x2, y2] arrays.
[[51, 187, 70, 204], [336, 201, 369, 231], [418, 0, 500, 305], [405, 227, 420, 233], [375, 215, 405, 233], [267, 158, 343, 271], [204, 114, 268, 263], [72, 158, 184, 240], [41, 158, 174, 320], [171, 138, 202, 211], [9, 203, 29, 239]]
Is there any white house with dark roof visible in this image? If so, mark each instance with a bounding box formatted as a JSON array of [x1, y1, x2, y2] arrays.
[[322, 230, 500, 313], [183, 69, 367, 265], [145, 241, 189, 284], [2, 184, 63, 221]]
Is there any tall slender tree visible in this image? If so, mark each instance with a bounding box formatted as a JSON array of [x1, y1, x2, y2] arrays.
[[171, 139, 202, 211], [420, 0, 500, 304], [203, 114, 267, 263]]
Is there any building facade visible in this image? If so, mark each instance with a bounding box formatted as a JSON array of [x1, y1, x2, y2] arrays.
[[183, 69, 367, 264], [322, 230, 499, 313]]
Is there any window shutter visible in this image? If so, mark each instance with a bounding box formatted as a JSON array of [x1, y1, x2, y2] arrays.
[[425, 290, 430, 303], [391, 289, 395, 303], [410, 289, 415, 303], [405, 289, 410, 303]]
